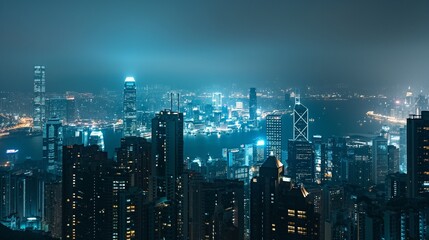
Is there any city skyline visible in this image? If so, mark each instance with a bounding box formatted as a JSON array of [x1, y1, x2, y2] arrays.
[[2, 2, 429, 239]]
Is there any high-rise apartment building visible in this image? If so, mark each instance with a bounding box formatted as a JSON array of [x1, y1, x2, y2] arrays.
[[149, 109, 184, 239], [250, 154, 284, 240], [33, 66, 46, 132], [62, 145, 113, 240], [123, 77, 137, 137], [185, 176, 244, 240], [250, 154, 319, 239], [407, 111, 429, 198], [116, 136, 151, 192]]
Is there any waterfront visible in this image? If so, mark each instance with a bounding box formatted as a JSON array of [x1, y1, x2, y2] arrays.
[[0, 98, 386, 161]]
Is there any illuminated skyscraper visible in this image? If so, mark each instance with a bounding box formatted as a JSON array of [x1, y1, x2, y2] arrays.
[[116, 136, 151, 191], [33, 66, 46, 132], [372, 136, 388, 184], [249, 88, 257, 121], [123, 77, 137, 137], [66, 96, 77, 124], [266, 114, 282, 161], [250, 154, 284, 240], [150, 109, 184, 239], [212, 92, 222, 110], [407, 111, 429, 198], [88, 130, 105, 151], [293, 96, 308, 141], [288, 140, 315, 184], [62, 145, 112, 240], [43, 117, 63, 175], [250, 154, 319, 239]]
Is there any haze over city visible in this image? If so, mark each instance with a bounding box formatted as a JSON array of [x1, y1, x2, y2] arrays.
[[1, 1, 429, 240], [2, 1, 429, 92]]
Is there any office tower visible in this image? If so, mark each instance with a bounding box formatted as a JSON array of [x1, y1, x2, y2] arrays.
[[253, 139, 265, 163], [66, 96, 77, 124], [384, 198, 429, 239], [33, 66, 46, 132], [123, 77, 137, 137], [276, 184, 319, 239], [372, 136, 388, 185], [116, 136, 151, 191], [250, 154, 284, 240], [266, 114, 282, 161], [47, 97, 67, 121], [405, 86, 414, 107], [88, 130, 105, 151], [250, 154, 319, 240], [249, 88, 257, 121], [313, 135, 325, 183], [293, 96, 308, 141], [321, 185, 346, 239], [43, 117, 63, 175], [407, 111, 429, 198], [0, 171, 45, 229], [385, 173, 407, 200], [150, 109, 184, 239], [185, 177, 244, 240], [287, 140, 315, 184], [44, 181, 62, 238], [348, 145, 372, 187], [212, 92, 222, 110], [399, 126, 407, 173], [327, 137, 348, 183], [118, 188, 144, 240], [387, 145, 400, 174], [62, 145, 113, 240]]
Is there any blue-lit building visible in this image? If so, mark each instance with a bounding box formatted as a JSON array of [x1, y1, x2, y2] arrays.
[[249, 88, 257, 121], [266, 114, 282, 162], [123, 77, 137, 137], [43, 117, 63, 175], [33, 66, 46, 132]]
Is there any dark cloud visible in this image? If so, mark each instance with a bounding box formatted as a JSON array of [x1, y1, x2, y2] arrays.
[[1, 1, 429, 92]]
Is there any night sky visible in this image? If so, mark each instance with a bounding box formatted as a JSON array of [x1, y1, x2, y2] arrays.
[[1, 1, 429, 93]]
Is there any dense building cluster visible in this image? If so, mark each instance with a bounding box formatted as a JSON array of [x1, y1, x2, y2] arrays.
[[1, 67, 429, 240]]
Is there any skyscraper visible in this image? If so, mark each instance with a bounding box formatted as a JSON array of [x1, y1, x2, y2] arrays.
[[62, 145, 113, 240], [88, 130, 105, 151], [123, 77, 137, 137], [250, 154, 319, 239], [266, 114, 282, 161], [250, 154, 284, 240], [116, 136, 151, 191], [407, 111, 429, 198], [249, 88, 257, 121], [33, 66, 46, 132], [43, 117, 63, 175], [185, 177, 244, 240], [150, 109, 184, 239], [288, 140, 315, 184], [212, 92, 222, 110], [372, 136, 388, 185], [66, 96, 77, 124], [293, 96, 308, 141]]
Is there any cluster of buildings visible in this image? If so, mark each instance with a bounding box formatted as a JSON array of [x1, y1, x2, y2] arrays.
[[0, 66, 429, 239]]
